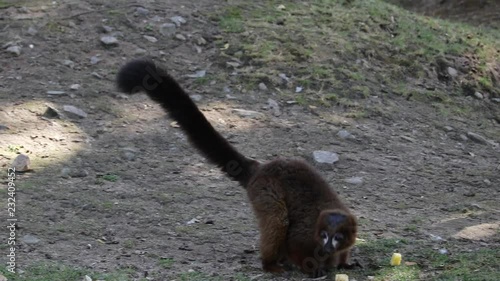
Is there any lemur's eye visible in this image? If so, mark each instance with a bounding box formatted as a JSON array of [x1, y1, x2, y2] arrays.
[[321, 231, 329, 245], [334, 233, 344, 241]]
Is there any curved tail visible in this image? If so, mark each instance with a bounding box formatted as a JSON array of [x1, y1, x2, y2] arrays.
[[116, 59, 258, 186]]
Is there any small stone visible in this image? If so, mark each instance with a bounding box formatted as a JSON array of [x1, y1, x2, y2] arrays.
[[101, 25, 113, 33], [438, 248, 448, 255], [43, 106, 60, 118], [170, 15, 187, 27], [143, 35, 158, 43], [100, 36, 118, 46], [278, 73, 290, 82], [492, 98, 500, 103], [69, 169, 89, 178], [400, 135, 416, 142], [186, 218, 200, 225], [63, 105, 88, 119], [47, 90, 67, 96], [295, 86, 303, 93], [90, 55, 101, 65], [337, 130, 354, 139], [186, 70, 206, 78], [483, 179, 491, 185], [159, 23, 176, 37], [196, 36, 207, 46], [313, 151, 339, 164], [474, 92, 483, 99], [175, 34, 187, 41], [63, 59, 75, 68], [70, 84, 81, 90], [447, 67, 458, 77], [27, 26, 38, 35], [133, 48, 147, 55], [267, 98, 281, 116], [277, 4, 286, 10], [345, 176, 363, 185], [466, 132, 488, 145], [21, 234, 40, 244], [91, 72, 103, 79], [61, 167, 71, 178], [443, 126, 454, 132], [232, 109, 265, 119], [258, 82, 268, 91], [12, 154, 31, 172], [135, 7, 149, 16], [84, 275, 92, 281], [122, 149, 136, 161], [6, 45, 21, 56], [190, 94, 203, 102]]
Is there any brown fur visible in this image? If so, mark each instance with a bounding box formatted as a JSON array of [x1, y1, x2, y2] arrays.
[[116, 59, 357, 277]]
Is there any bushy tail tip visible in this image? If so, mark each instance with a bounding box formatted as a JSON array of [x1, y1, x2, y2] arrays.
[[116, 58, 165, 94]]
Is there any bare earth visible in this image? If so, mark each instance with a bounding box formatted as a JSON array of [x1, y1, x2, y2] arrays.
[[0, 0, 499, 280]]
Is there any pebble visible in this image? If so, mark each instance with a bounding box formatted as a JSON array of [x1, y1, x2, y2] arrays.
[[170, 15, 187, 27], [474, 92, 483, 99], [101, 25, 113, 33], [295, 86, 303, 93], [100, 36, 118, 46], [443, 126, 454, 132], [345, 176, 363, 185], [70, 84, 81, 90], [159, 23, 176, 37], [91, 72, 103, 79], [196, 36, 207, 46], [447, 67, 458, 77], [175, 34, 187, 41], [61, 167, 71, 178], [466, 132, 488, 145], [186, 218, 200, 225], [438, 248, 449, 255], [337, 129, 354, 139], [143, 35, 158, 43], [6, 45, 21, 56], [43, 106, 60, 118], [400, 135, 416, 143], [63, 105, 88, 119], [278, 73, 290, 82], [63, 59, 75, 68], [190, 94, 203, 102], [70, 169, 89, 178], [11, 154, 31, 172], [232, 109, 265, 119], [47, 90, 67, 96], [21, 234, 40, 245], [121, 147, 137, 161], [135, 7, 149, 16], [133, 48, 147, 55], [492, 98, 500, 103], [313, 151, 339, 164], [90, 55, 101, 65], [186, 70, 206, 78], [84, 276, 92, 281], [267, 98, 281, 116], [27, 26, 38, 35], [258, 82, 268, 91]]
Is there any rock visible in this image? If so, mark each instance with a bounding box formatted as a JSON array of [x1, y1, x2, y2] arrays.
[[21, 234, 40, 244], [483, 179, 491, 185], [91, 72, 103, 79], [90, 55, 101, 65], [345, 176, 363, 185], [278, 73, 290, 82], [61, 167, 71, 178], [186, 218, 200, 225], [447, 67, 458, 77], [466, 132, 488, 145], [43, 106, 60, 118], [133, 48, 147, 55], [474, 92, 483, 99], [400, 135, 416, 143], [313, 151, 339, 164], [100, 36, 118, 46], [12, 154, 31, 172], [267, 98, 281, 116], [258, 82, 268, 91], [63, 59, 75, 68], [135, 7, 149, 16], [69, 169, 89, 178], [196, 36, 207, 46], [63, 105, 87, 119], [190, 94, 203, 102], [84, 275, 92, 281], [143, 35, 158, 43], [70, 84, 81, 90], [295, 86, 303, 93], [443, 126, 454, 132], [438, 248, 448, 255], [337, 130, 354, 139], [6, 45, 21, 56], [232, 109, 265, 119], [101, 25, 113, 33], [27, 26, 38, 35], [170, 16, 187, 27], [159, 23, 176, 37], [121, 148, 137, 161], [186, 70, 206, 78], [175, 34, 187, 41], [492, 98, 500, 103], [46, 90, 66, 96]]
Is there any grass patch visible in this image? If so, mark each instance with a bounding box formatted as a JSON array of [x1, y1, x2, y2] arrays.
[[100, 173, 119, 182], [214, 0, 500, 116], [158, 258, 174, 269]]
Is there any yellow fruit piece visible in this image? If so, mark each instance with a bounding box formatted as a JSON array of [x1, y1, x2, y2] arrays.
[[335, 273, 349, 281], [391, 253, 402, 266]]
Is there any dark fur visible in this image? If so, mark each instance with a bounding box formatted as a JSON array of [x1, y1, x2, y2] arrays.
[[116, 59, 357, 277]]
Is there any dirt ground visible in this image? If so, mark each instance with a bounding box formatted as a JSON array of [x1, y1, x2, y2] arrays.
[[0, 0, 499, 280]]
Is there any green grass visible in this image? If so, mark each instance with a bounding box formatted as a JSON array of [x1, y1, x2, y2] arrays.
[[158, 258, 174, 269], [214, 0, 500, 117], [100, 173, 119, 182]]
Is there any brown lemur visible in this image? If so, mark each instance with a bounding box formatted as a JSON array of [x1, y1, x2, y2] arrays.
[[116, 59, 358, 277]]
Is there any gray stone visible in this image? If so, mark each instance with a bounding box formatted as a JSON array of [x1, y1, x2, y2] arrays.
[[278, 73, 290, 82], [100, 36, 118, 46], [11, 154, 30, 172], [143, 35, 158, 43], [190, 94, 203, 102], [90, 56, 101, 65], [63, 59, 75, 68], [344, 176, 363, 185], [337, 129, 354, 139], [267, 98, 281, 116], [43, 106, 60, 118], [69, 169, 89, 178], [186, 70, 206, 78], [63, 105, 87, 119], [121, 147, 137, 161], [400, 135, 416, 143], [159, 23, 176, 37], [46, 90, 66, 96], [447, 67, 458, 77], [170, 16, 187, 27], [135, 7, 149, 16], [101, 25, 113, 33], [70, 84, 81, 91], [313, 151, 339, 164], [443, 126, 454, 132], [175, 34, 187, 41], [196, 36, 207, 46], [27, 26, 38, 35], [133, 48, 147, 55], [61, 167, 71, 178], [6, 45, 21, 56], [258, 83, 268, 91], [492, 98, 500, 103], [21, 234, 40, 245], [474, 92, 483, 99], [91, 72, 103, 79], [466, 132, 488, 145], [295, 86, 303, 93], [232, 109, 265, 119]]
